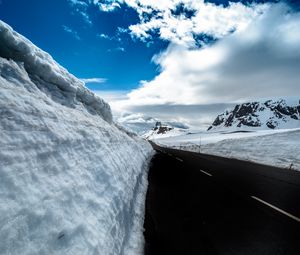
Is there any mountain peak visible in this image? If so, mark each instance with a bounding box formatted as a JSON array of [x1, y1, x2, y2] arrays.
[[208, 98, 300, 131]]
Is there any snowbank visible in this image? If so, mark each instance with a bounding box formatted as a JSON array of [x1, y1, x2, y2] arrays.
[[0, 21, 153, 255], [201, 129, 300, 170], [155, 129, 300, 171]]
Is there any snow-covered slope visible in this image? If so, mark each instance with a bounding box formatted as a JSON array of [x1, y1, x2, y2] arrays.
[[155, 129, 300, 171], [201, 129, 300, 171], [0, 20, 153, 255], [142, 121, 189, 140], [208, 99, 300, 132]]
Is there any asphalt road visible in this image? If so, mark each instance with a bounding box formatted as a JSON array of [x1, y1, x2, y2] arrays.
[[143, 142, 300, 255]]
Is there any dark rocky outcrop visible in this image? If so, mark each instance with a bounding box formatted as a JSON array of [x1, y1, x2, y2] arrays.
[[208, 99, 300, 131], [153, 122, 173, 134]]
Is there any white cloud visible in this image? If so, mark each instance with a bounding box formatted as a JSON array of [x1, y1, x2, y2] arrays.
[[108, 47, 125, 52], [79, 11, 93, 25], [69, 0, 88, 6], [62, 25, 81, 40], [97, 33, 112, 40], [91, 0, 121, 12], [97, 89, 234, 128], [123, 4, 300, 106], [81, 78, 107, 84], [117, 27, 128, 33], [68, 0, 269, 46], [70, 0, 269, 46], [115, 103, 235, 129], [96, 0, 270, 47], [94, 90, 129, 102], [68, 0, 92, 25], [98, 2, 121, 12], [97, 33, 122, 42]]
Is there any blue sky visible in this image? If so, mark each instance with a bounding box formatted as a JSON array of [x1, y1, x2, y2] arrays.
[[0, 0, 299, 127], [0, 0, 168, 91]]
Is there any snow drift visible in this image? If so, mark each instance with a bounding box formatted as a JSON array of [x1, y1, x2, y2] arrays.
[[0, 20, 153, 255], [201, 129, 300, 171], [155, 129, 300, 171]]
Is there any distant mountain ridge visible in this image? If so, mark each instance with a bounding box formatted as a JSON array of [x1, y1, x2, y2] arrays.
[[208, 98, 300, 131]]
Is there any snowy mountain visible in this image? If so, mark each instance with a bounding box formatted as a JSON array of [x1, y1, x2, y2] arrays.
[[143, 121, 189, 140], [0, 20, 153, 255], [117, 113, 189, 136], [208, 98, 300, 132]]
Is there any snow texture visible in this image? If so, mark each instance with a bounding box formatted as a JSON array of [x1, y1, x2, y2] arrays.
[[0, 20, 153, 255], [200, 129, 300, 171], [208, 98, 300, 132], [155, 129, 300, 171]]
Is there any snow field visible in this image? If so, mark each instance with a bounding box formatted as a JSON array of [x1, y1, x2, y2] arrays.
[[155, 129, 300, 171]]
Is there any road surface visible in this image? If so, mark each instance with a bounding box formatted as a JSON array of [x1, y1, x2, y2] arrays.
[[143, 142, 300, 255]]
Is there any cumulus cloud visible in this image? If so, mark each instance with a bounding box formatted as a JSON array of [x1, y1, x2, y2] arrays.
[[132, 1, 268, 47], [70, 0, 269, 46], [125, 4, 300, 106], [98, 1, 121, 12], [96, 0, 269, 47]]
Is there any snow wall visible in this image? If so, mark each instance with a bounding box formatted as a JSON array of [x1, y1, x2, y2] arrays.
[[0, 20, 153, 255]]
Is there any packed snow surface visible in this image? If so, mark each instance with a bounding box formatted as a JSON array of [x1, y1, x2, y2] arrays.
[[0, 20, 153, 255], [154, 129, 300, 171]]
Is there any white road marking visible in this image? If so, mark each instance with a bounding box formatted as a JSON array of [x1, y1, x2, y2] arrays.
[[200, 170, 212, 177], [251, 196, 300, 223], [176, 157, 183, 162]]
